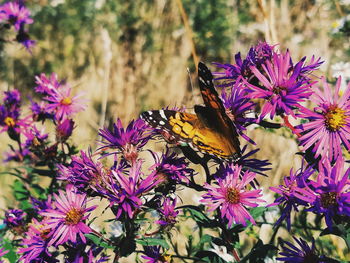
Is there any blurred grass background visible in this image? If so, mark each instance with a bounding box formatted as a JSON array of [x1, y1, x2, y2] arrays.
[[0, 0, 350, 260]]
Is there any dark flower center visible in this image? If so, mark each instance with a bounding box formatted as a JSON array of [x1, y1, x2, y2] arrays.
[[320, 191, 338, 208], [123, 143, 138, 163], [4, 116, 15, 127], [60, 97, 72, 105], [225, 187, 240, 204], [272, 85, 287, 95], [65, 208, 83, 225], [324, 105, 347, 131]]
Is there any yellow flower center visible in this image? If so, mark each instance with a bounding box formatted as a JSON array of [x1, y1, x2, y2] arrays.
[[324, 106, 347, 131], [225, 187, 240, 204], [320, 192, 338, 208], [61, 97, 72, 105], [4, 116, 15, 127], [65, 208, 83, 225]]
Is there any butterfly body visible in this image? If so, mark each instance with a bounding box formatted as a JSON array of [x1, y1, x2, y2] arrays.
[[141, 62, 241, 160]]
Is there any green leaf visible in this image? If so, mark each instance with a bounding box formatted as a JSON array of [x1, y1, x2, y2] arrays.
[[85, 233, 114, 249], [136, 238, 169, 249]]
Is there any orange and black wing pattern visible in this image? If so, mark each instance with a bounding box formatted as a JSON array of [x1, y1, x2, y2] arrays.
[[140, 62, 241, 160]]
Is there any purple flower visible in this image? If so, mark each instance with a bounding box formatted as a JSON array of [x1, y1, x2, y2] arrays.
[[155, 197, 179, 228], [3, 89, 20, 107], [246, 41, 275, 66], [18, 218, 57, 263], [44, 85, 86, 121], [102, 160, 161, 219], [141, 246, 170, 263], [40, 184, 97, 246], [35, 73, 61, 95], [23, 126, 48, 149], [298, 77, 350, 161], [277, 237, 321, 262], [63, 242, 109, 263], [220, 80, 255, 143], [149, 148, 194, 185], [269, 164, 317, 230], [56, 118, 74, 142], [213, 42, 275, 87], [0, 1, 33, 31], [16, 24, 36, 53], [30, 100, 53, 122], [98, 118, 152, 163], [243, 51, 317, 120], [4, 208, 26, 228], [57, 150, 107, 191], [200, 164, 264, 227], [0, 106, 32, 140], [308, 158, 350, 227]]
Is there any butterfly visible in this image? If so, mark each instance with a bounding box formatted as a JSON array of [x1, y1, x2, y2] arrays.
[[141, 62, 241, 160]]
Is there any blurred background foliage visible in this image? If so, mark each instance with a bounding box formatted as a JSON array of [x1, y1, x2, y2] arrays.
[[1, 0, 350, 260]]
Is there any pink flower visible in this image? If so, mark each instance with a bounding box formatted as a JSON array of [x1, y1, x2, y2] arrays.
[[298, 77, 350, 160], [200, 164, 264, 227], [40, 185, 96, 246], [44, 85, 86, 121]]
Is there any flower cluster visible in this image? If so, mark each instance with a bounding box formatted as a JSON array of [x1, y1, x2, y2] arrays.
[[1, 40, 349, 262], [0, 1, 35, 51]]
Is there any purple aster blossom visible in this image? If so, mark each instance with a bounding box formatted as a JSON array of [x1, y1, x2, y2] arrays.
[[30, 100, 53, 122], [277, 237, 322, 262], [268, 164, 317, 230], [200, 164, 264, 227], [213, 42, 275, 87], [307, 158, 350, 227], [246, 41, 275, 66], [98, 118, 152, 163], [298, 77, 350, 161], [4, 208, 26, 228], [243, 50, 317, 120], [102, 160, 162, 219], [220, 79, 256, 144], [149, 148, 194, 185], [16, 24, 36, 53], [23, 125, 48, 149], [40, 184, 97, 247], [141, 246, 170, 263], [3, 89, 20, 108], [44, 85, 86, 121], [35, 73, 61, 95], [57, 150, 107, 192], [18, 218, 58, 263], [155, 197, 179, 228], [0, 1, 33, 31], [64, 242, 109, 263], [56, 118, 74, 142], [0, 104, 32, 140]]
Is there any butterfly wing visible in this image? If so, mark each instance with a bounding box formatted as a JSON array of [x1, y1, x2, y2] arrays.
[[197, 62, 241, 158], [141, 109, 240, 159]]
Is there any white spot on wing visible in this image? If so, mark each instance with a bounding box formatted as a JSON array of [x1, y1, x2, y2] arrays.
[[159, 110, 167, 120], [159, 120, 165, 125]]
